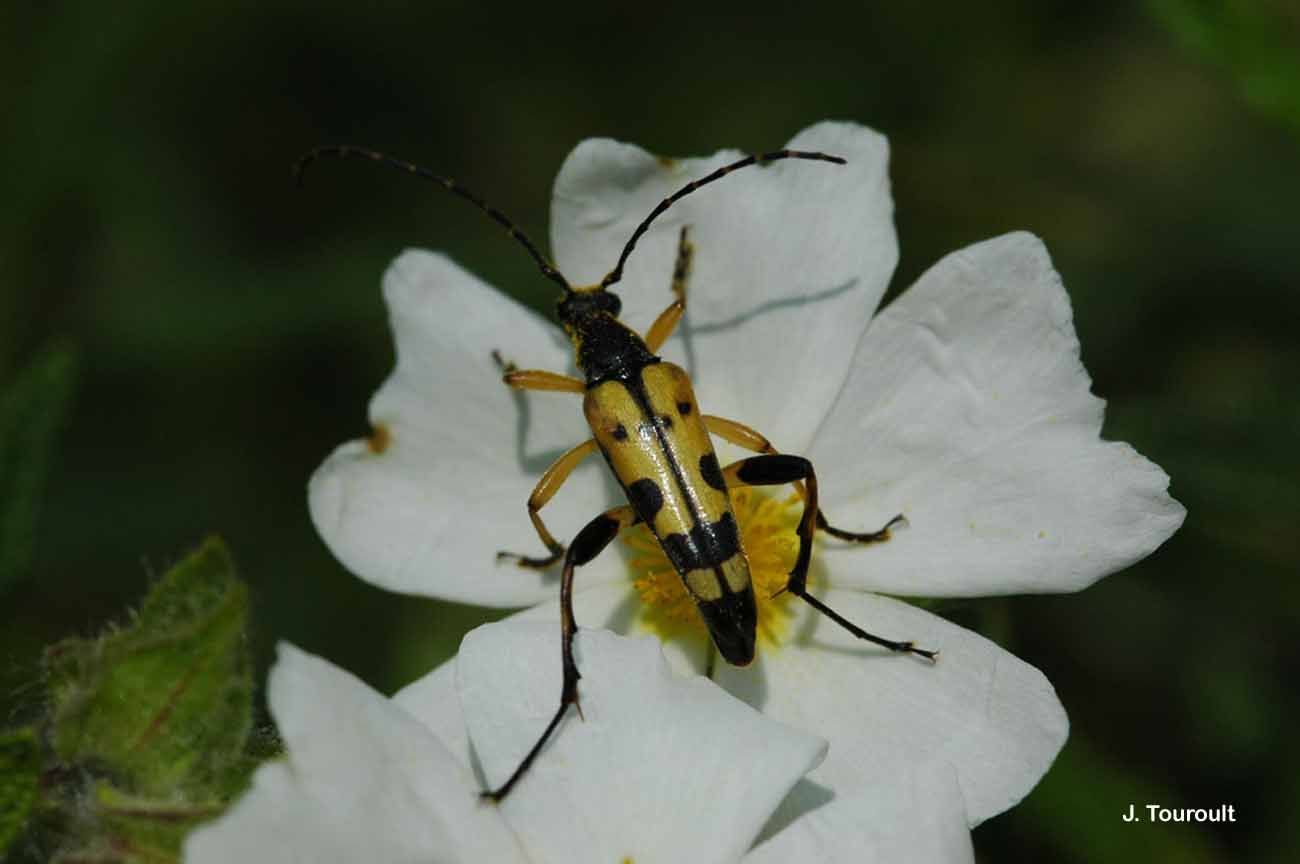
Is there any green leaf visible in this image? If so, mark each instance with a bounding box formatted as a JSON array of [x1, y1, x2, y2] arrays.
[[0, 342, 77, 595], [52, 783, 223, 864], [47, 537, 252, 799], [0, 727, 41, 857]]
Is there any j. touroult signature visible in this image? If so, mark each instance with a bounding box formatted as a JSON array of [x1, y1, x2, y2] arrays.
[[1123, 804, 1236, 823]]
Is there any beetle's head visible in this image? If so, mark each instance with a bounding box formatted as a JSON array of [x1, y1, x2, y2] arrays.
[[556, 287, 622, 327]]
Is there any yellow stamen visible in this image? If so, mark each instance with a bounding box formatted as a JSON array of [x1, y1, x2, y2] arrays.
[[624, 486, 804, 651]]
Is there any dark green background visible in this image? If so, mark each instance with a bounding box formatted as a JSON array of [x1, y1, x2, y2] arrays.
[[3, 1, 1297, 860]]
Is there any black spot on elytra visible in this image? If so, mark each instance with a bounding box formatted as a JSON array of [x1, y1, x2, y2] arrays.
[[627, 478, 664, 520], [661, 513, 740, 572], [699, 452, 726, 491], [659, 414, 673, 429], [612, 423, 628, 441], [678, 401, 693, 416]]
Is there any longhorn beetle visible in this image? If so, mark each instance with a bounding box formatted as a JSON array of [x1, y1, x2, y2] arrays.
[[296, 143, 937, 801]]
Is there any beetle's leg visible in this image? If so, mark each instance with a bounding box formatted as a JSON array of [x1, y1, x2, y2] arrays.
[[703, 414, 776, 455], [493, 349, 588, 567], [483, 505, 639, 802], [497, 439, 600, 569], [720, 454, 935, 661], [644, 226, 693, 353], [503, 369, 586, 393], [491, 350, 585, 394], [704, 413, 809, 500], [704, 414, 903, 543], [815, 511, 907, 543]]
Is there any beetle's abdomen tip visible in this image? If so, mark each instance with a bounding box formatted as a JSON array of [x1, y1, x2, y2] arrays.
[[697, 584, 758, 667], [717, 636, 757, 667]]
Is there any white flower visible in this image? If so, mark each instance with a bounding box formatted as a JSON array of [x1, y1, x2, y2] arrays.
[[187, 625, 974, 864], [184, 641, 526, 864], [308, 122, 1184, 833], [184, 627, 842, 864]]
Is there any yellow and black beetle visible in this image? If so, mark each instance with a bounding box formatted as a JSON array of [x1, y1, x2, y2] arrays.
[[296, 144, 936, 801]]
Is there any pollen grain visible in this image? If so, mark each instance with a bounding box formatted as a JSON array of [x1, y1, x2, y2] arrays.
[[367, 422, 391, 454]]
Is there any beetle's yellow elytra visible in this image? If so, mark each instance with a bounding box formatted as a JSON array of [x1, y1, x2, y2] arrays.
[[628, 486, 803, 648], [585, 363, 755, 583], [585, 363, 734, 553], [583, 358, 757, 665]]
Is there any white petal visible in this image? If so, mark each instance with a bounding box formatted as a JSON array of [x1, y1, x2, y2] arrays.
[[392, 656, 472, 770], [712, 590, 1067, 827], [551, 122, 898, 451], [746, 762, 974, 864], [510, 578, 714, 675], [458, 621, 826, 864], [809, 232, 1185, 596], [392, 579, 713, 775], [309, 249, 623, 605], [185, 643, 525, 864]]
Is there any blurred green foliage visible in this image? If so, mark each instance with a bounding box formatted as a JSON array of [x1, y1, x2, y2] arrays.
[[0, 343, 76, 595], [0, 729, 41, 858], [1020, 734, 1228, 862], [1151, 0, 1300, 136], [1, 1, 1296, 860]]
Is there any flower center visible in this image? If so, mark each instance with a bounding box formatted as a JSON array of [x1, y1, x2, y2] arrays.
[[624, 487, 803, 651]]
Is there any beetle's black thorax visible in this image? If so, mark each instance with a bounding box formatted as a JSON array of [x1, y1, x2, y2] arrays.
[[558, 291, 659, 386]]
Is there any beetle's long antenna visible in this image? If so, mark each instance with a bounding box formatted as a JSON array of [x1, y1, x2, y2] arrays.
[[599, 149, 845, 291], [295, 145, 571, 293]]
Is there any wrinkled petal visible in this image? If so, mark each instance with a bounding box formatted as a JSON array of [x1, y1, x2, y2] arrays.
[[712, 590, 1067, 827], [393, 579, 712, 774], [746, 762, 974, 864], [392, 655, 471, 771], [309, 249, 623, 605], [511, 578, 714, 674], [185, 644, 525, 864], [552, 121, 898, 451], [458, 621, 826, 864], [809, 232, 1185, 596]]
